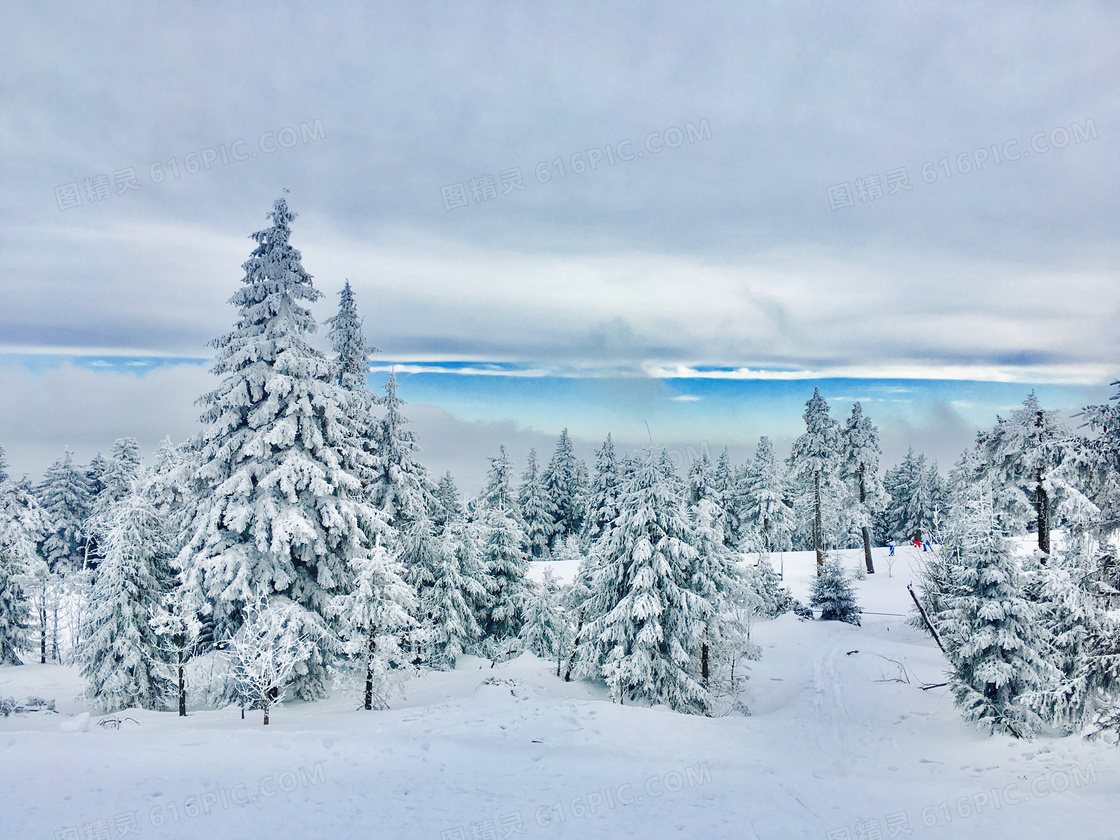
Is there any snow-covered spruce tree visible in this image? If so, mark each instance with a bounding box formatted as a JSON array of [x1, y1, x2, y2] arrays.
[[1080, 379, 1120, 534], [83, 438, 143, 570], [479, 506, 529, 646], [741, 556, 796, 619], [370, 373, 436, 528], [399, 517, 443, 663], [326, 280, 387, 510], [883, 448, 940, 543], [788, 388, 843, 573], [1, 477, 46, 664], [326, 280, 378, 392], [0, 473, 42, 665], [400, 517, 489, 669], [328, 534, 416, 710], [519, 449, 554, 559], [558, 537, 601, 682], [543, 429, 588, 549], [36, 450, 93, 576], [0, 445, 7, 484], [32, 450, 96, 661], [519, 567, 569, 675], [584, 434, 621, 543], [137, 438, 203, 714], [432, 471, 464, 530], [980, 392, 1095, 556], [0, 539, 28, 665], [479, 444, 519, 514], [1028, 543, 1119, 734], [687, 453, 716, 505], [80, 487, 175, 712], [841, 403, 887, 574], [739, 436, 795, 555], [179, 198, 375, 700], [101, 438, 142, 505], [687, 498, 755, 689], [428, 522, 488, 668], [809, 558, 861, 625], [938, 486, 1057, 738], [577, 449, 713, 713], [227, 595, 319, 725], [712, 448, 738, 544]]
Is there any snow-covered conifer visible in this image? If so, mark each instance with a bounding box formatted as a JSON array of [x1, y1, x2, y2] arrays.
[[584, 434, 620, 542], [36, 450, 93, 575], [1, 478, 46, 664], [578, 449, 712, 713], [788, 388, 842, 572], [883, 448, 939, 543], [980, 392, 1095, 555], [427, 523, 488, 668], [0, 475, 42, 664], [179, 198, 378, 699], [326, 280, 378, 392], [938, 486, 1056, 737], [480, 507, 528, 642], [479, 445, 519, 514], [740, 437, 795, 554], [712, 449, 738, 544], [840, 403, 886, 574], [329, 534, 416, 710], [519, 449, 554, 558], [543, 429, 588, 548], [370, 373, 436, 527], [687, 499, 753, 687], [432, 471, 464, 530], [687, 453, 716, 505], [1080, 379, 1120, 534], [80, 487, 175, 712], [809, 558, 861, 625], [519, 568, 568, 674]]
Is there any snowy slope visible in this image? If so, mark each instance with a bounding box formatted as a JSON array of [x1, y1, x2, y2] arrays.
[[2, 546, 1118, 840]]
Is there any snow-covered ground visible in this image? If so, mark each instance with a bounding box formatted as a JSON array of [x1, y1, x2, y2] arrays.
[[3, 546, 1118, 840]]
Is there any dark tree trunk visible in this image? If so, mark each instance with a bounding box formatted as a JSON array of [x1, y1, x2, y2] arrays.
[[859, 467, 874, 573], [51, 607, 60, 662], [1036, 471, 1050, 556], [563, 609, 585, 682], [814, 471, 824, 575], [364, 630, 377, 711], [176, 637, 187, 717], [701, 642, 709, 685], [39, 608, 47, 664]]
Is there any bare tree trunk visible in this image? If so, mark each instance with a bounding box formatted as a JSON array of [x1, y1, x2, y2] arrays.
[[364, 630, 376, 711], [177, 646, 187, 717], [814, 471, 824, 575], [1036, 471, 1050, 557], [262, 691, 270, 725], [51, 607, 60, 662], [39, 607, 47, 664], [563, 609, 585, 682], [907, 585, 946, 656], [859, 467, 874, 573], [701, 642, 709, 686]]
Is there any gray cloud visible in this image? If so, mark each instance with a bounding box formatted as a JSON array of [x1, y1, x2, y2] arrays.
[[2, 1, 1118, 472]]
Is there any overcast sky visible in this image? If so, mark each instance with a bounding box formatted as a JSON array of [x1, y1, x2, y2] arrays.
[[1, 2, 1117, 491]]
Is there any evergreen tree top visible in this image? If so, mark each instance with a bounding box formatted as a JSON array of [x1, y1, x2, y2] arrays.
[[790, 388, 841, 475], [327, 280, 379, 392]]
